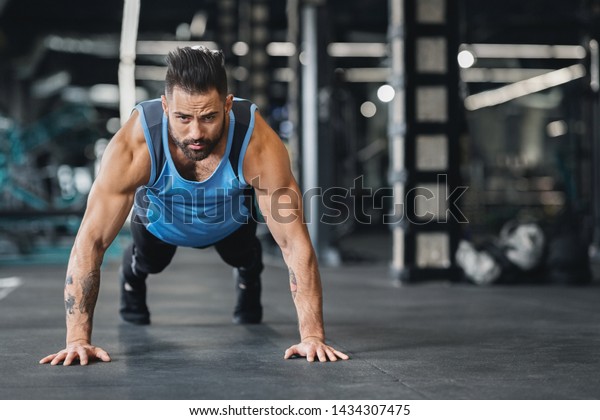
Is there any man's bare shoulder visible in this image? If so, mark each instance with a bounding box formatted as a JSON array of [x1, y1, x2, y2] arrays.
[[97, 110, 151, 189], [246, 112, 288, 159], [114, 110, 148, 153], [243, 111, 292, 188]]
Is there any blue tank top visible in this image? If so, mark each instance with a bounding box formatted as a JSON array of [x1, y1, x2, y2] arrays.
[[132, 98, 257, 247]]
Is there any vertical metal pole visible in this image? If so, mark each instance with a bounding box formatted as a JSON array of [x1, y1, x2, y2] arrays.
[[238, 0, 252, 100], [118, 0, 140, 228], [287, 0, 301, 178], [589, 39, 600, 256], [301, 4, 319, 252], [218, 0, 236, 59], [218, 0, 236, 98], [118, 0, 140, 125], [389, 0, 407, 281], [250, 0, 270, 110]]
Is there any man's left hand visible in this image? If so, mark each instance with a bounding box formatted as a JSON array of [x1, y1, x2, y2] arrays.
[[284, 338, 349, 362]]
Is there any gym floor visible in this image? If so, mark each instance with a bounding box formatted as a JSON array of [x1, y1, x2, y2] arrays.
[[1, 237, 599, 400]]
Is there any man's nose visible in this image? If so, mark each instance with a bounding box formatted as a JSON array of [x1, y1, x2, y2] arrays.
[[189, 121, 204, 139]]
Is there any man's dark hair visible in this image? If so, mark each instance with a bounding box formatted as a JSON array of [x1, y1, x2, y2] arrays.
[[165, 46, 228, 98]]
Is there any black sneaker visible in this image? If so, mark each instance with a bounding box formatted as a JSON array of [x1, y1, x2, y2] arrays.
[[232, 268, 262, 324], [119, 269, 150, 325]]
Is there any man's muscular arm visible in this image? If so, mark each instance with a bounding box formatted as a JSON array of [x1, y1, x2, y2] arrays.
[[40, 111, 150, 366], [244, 112, 348, 362]]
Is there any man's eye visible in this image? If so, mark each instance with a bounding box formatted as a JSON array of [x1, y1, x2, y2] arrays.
[[203, 115, 216, 121]]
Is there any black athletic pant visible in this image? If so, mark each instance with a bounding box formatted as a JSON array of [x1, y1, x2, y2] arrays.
[[121, 214, 263, 285]]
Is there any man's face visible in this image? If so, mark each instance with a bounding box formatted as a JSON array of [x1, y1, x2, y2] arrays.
[[162, 87, 233, 162]]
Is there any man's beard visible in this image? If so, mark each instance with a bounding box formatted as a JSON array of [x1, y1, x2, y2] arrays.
[[169, 116, 226, 161]]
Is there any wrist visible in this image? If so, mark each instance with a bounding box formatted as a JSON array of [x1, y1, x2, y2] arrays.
[[66, 337, 91, 346], [301, 335, 324, 342]]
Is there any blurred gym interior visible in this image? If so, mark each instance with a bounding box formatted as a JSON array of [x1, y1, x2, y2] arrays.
[[0, 0, 599, 401]]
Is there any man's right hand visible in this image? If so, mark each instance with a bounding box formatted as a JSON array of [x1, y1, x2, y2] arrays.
[[39, 342, 111, 366]]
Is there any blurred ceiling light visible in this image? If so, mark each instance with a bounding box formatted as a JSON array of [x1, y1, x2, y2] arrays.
[[269, 67, 390, 83], [231, 66, 249, 81], [273, 68, 295, 82], [344, 68, 390, 82], [74, 167, 93, 195], [176, 23, 192, 41], [546, 120, 568, 138], [327, 42, 387, 57], [377, 84, 395, 102], [136, 41, 218, 55], [63, 84, 148, 106], [463, 43, 586, 59], [89, 84, 120, 104], [45, 35, 118, 57], [590, 39, 599, 92], [190, 12, 208, 38], [106, 118, 122, 134], [62, 87, 89, 104], [232, 41, 249, 56], [266, 42, 296, 56], [31, 71, 71, 98], [299, 51, 307, 65], [464, 64, 586, 111], [360, 101, 377, 118], [457, 50, 475, 68], [135, 65, 166, 81], [461, 68, 555, 83]]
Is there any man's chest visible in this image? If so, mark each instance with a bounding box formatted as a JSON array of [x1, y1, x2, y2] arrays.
[[174, 158, 221, 182]]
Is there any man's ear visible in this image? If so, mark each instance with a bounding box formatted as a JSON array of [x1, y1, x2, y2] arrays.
[[225, 94, 233, 113], [161, 95, 169, 114]]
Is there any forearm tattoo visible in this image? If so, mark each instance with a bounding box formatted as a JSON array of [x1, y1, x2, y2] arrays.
[[288, 267, 298, 299], [64, 270, 100, 317], [79, 270, 100, 315], [65, 294, 75, 315]]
